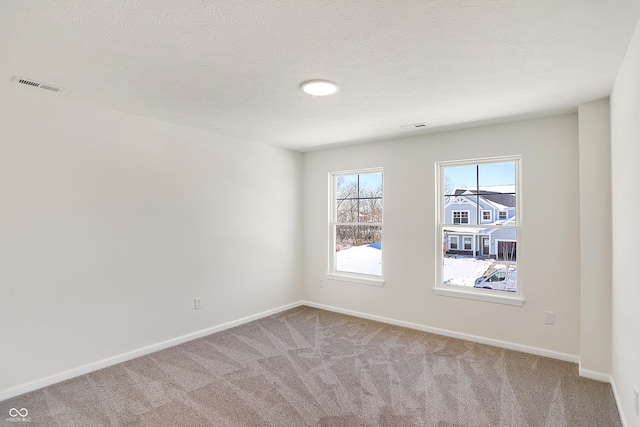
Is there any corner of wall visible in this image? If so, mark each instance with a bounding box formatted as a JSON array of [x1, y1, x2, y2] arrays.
[[577, 98, 613, 377]]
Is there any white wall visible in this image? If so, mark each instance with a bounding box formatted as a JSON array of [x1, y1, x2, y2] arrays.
[[303, 114, 581, 357], [611, 18, 640, 427], [0, 85, 302, 396], [577, 98, 612, 378]]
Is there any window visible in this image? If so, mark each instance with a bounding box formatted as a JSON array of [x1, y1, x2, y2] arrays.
[[329, 169, 383, 285], [452, 210, 469, 224], [449, 235, 459, 250], [463, 236, 472, 250], [436, 156, 522, 305], [489, 271, 506, 282]]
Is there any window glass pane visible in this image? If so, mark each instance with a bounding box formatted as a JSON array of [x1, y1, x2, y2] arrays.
[[451, 210, 470, 225], [478, 161, 516, 224], [444, 161, 517, 226], [335, 225, 382, 275], [336, 175, 358, 222], [444, 164, 477, 197], [478, 162, 516, 187], [358, 173, 382, 223], [463, 236, 472, 250], [449, 236, 458, 249], [336, 173, 382, 223], [358, 173, 383, 198], [442, 227, 517, 292]]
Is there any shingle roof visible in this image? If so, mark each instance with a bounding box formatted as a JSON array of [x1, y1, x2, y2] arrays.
[[453, 189, 516, 208]]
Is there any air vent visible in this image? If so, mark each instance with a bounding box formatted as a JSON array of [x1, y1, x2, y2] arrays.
[[400, 122, 427, 130], [12, 76, 64, 93]]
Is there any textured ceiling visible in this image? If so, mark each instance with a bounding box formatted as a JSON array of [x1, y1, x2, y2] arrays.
[[2, 1, 640, 151]]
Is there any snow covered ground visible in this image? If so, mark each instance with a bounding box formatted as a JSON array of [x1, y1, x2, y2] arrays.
[[336, 245, 381, 276], [336, 246, 508, 288], [442, 257, 494, 287]]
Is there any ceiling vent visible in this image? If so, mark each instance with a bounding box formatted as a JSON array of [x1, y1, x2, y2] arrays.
[[400, 122, 427, 130], [12, 76, 64, 93]]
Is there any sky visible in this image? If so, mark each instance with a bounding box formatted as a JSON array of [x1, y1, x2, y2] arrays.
[[337, 163, 514, 193], [445, 161, 515, 191], [339, 172, 383, 191]]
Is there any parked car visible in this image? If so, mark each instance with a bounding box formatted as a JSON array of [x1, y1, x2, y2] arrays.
[[474, 267, 517, 292]]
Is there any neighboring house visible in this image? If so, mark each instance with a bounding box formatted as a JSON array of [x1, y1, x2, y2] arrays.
[[444, 188, 517, 259]]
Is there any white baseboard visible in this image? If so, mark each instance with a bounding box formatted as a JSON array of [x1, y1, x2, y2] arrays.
[[610, 377, 629, 427], [578, 366, 612, 383], [0, 301, 303, 402], [301, 300, 580, 363]]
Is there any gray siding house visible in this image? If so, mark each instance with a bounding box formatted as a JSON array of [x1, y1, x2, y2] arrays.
[[443, 188, 517, 259]]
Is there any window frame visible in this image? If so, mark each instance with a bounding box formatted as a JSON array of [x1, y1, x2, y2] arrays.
[[481, 210, 492, 222], [463, 236, 472, 251], [435, 156, 523, 306], [327, 168, 384, 286], [452, 210, 470, 224], [449, 235, 459, 250], [499, 211, 508, 220]]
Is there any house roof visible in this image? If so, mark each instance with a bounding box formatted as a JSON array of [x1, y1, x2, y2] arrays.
[[453, 189, 516, 208]]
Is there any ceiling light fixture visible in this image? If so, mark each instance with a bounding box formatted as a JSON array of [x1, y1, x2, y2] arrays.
[[301, 80, 339, 96]]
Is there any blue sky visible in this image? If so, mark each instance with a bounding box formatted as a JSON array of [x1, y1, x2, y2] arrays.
[[445, 161, 515, 190], [339, 165, 514, 193], [340, 172, 383, 191]]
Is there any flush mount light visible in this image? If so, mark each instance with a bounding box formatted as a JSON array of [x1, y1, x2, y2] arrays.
[[301, 80, 339, 96]]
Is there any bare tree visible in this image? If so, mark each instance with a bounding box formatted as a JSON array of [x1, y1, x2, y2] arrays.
[[500, 241, 517, 283], [359, 183, 382, 244], [335, 177, 382, 249], [444, 174, 454, 198], [443, 231, 449, 256], [336, 177, 358, 249]]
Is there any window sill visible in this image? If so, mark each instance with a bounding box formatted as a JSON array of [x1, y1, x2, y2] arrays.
[[326, 273, 385, 287], [433, 286, 524, 306]]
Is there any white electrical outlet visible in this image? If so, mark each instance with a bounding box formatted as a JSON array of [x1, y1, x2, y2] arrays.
[[634, 388, 639, 415], [194, 298, 202, 310], [319, 279, 324, 288], [545, 311, 555, 325]]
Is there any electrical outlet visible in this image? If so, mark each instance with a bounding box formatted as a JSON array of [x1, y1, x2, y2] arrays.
[[634, 388, 639, 415], [545, 311, 555, 325], [194, 298, 202, 310], [319, 279, 324, 288]]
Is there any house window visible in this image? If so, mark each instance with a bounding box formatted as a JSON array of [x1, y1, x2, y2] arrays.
[[449, 236, 459, 250], [437, 156, 522, 305], [463, 236, 472, 250], [452, 210, 469, 224], [329, 169, 383, 285]]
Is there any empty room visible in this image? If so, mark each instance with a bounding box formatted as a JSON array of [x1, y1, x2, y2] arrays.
[[1, 1, 640, 426]]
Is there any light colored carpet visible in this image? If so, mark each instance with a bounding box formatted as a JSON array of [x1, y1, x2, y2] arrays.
[[0, 306, 621, 426]]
